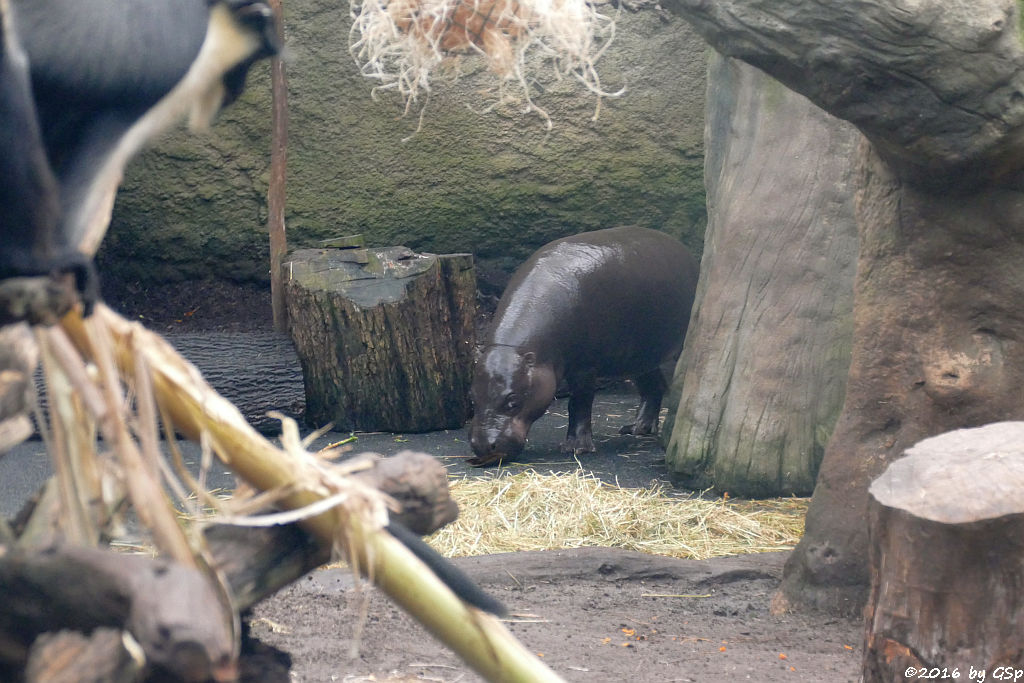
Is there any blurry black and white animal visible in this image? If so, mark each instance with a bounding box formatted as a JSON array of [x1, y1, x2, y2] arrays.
[[0, 1, 507, 616], [0, 0, 280, 312]]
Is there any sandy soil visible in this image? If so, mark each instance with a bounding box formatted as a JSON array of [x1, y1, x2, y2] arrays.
[[105, 279, 863, 683]]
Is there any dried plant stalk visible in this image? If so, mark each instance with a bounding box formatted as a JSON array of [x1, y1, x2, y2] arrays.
[[36, 331, 100, 546], [58, 304, 564, 683], [59, 305, 388, 546]]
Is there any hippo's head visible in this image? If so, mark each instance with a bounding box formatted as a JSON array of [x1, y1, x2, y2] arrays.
[[468, 346, 557, 466]]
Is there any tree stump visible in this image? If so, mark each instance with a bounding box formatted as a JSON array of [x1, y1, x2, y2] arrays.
[[284, 243, 476, 432], [864, 422, 1024, 682]]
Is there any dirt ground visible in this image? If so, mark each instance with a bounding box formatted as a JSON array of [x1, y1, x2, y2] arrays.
[[105, 278, 863, 683], [249, 550, 861, 682]]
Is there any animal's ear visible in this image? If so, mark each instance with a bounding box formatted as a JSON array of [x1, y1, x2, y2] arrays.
[[522, 351, 536, 367]]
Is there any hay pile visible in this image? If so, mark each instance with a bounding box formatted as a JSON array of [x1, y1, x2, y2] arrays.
[[430, 470, 808, 560], [349, 0, 621, 126]]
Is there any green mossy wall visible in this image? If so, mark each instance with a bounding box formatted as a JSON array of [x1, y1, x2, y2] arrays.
[[98, 2, 707, 284]]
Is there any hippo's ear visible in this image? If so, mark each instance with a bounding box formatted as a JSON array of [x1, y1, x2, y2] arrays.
[[522, 351, 536, 367]]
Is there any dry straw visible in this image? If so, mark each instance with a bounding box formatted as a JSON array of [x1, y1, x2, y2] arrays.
[[348, 0, 623, 127], [430, 470, 808, 559]]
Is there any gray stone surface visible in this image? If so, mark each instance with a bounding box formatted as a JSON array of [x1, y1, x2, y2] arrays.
[[99, 2, 708, 285]]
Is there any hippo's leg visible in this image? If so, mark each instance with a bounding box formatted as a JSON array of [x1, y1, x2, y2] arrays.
[[562, 370, 597, 455], [619, 369, 667, 436]]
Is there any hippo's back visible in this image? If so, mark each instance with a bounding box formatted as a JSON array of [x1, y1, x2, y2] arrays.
[[489, 226, 698, 377]]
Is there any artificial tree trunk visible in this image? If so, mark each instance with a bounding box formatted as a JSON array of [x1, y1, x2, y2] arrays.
[[661, 54, 858, 497], [779, 144, 1024, 613], [661, 0, 1024, 612]]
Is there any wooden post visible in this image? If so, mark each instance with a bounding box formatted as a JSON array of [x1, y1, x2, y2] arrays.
[[863, 422, 1024, 681], [267, 0, 288, 333]]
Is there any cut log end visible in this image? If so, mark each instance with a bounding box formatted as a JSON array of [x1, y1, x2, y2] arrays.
[[864, 422, 1024, 682], [867, 421, 1024, 524]]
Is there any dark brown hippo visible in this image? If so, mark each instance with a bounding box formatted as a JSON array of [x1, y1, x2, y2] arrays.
[[468, 226, 699, 466]]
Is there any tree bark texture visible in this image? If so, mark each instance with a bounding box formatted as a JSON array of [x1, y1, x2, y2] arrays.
[[777, 144, 1024, 614], [161, 332, 304, 434], [863, 423, 1024, 682], [662, 54, 858, 497], [284, 247, 476, 432], [662, 0, 1024, 189], [659, 0, 1024, 612]]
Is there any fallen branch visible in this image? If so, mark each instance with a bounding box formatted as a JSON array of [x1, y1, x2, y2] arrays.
[[206, 449, 461, 611], [0, 544, 234, 681]]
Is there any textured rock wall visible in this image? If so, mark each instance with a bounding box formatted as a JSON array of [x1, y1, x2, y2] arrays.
[[98, 2, 708, 284]]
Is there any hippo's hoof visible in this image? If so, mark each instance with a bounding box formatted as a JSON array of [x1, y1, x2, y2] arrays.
[[560, 438, 596, 456], [620, 422, 656, 436]]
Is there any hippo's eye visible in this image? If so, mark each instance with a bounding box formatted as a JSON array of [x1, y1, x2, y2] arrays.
[[503, 393, 521, 411]]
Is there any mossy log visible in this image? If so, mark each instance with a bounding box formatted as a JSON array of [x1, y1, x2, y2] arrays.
[[863, 422, 1024, 681], [284, 246, 476, 432]]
